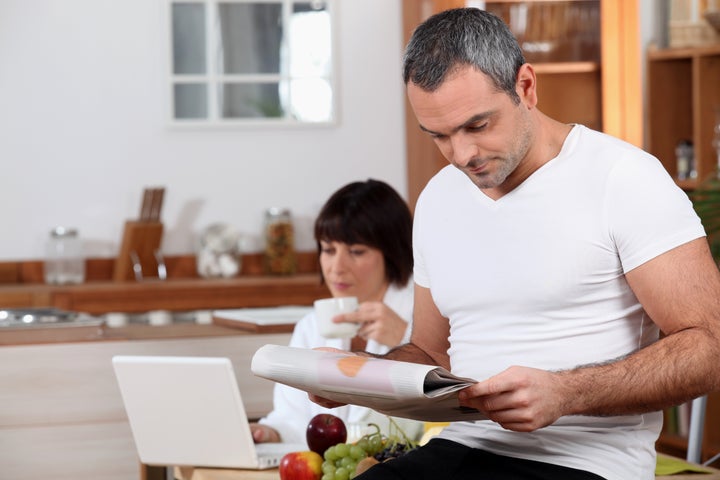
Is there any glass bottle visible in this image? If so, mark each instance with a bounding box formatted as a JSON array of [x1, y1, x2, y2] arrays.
[[675, 140, 695, 180], [263, 208, 296, 275], [44, 227, 85, 284]]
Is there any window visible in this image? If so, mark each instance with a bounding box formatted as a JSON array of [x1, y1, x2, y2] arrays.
[[169, 0, 336, 126]]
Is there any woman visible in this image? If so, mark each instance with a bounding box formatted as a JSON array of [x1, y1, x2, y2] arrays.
[[251, 179, 418, 444]]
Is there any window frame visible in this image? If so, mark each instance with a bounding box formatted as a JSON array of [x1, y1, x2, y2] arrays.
[[167, 0, 339, 128]]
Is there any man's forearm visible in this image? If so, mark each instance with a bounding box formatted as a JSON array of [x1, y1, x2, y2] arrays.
[[560, 325, 720, 416], [358, 342, 441, 366]]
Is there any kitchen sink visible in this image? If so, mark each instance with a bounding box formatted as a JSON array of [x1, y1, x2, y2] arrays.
[[0, 308, 104, 329]]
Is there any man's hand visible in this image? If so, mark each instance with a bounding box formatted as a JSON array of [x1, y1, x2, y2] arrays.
[[457, 366, 567, 432], [307, 347, 356, 408], [308, 392, 348, 409]]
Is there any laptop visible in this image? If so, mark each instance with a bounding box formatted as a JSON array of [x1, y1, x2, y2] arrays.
[[112, 355, 305, 469]]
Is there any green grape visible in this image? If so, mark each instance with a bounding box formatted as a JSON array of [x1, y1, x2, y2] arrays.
[[334, 467, 349, 480], [322, 474, 335, 480], [324, 446, 338, 461], [323, 461, 336, 474], [334, 443, 350, 458], [356, 438, 369, 451], [369, 435, 383, 454], [340, 456, 355, 468], [349, 444, 367, 460]]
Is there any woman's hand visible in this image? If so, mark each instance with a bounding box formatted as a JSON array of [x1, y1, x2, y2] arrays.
[[250, 422, 281, 443], [334, 301, 408, 347]]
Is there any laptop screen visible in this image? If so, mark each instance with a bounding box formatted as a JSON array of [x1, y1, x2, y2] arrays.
[[112, 355, 300, 469]]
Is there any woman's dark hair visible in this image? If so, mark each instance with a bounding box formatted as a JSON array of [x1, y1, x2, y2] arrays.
[[314, 179, 413, 287]]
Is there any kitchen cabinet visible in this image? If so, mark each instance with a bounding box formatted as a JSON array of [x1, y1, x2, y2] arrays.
[[402, 0, 641, 208], [646, 44, 720, 189]]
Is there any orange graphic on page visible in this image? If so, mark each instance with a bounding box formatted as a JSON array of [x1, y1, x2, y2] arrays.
[[337, 356, 367, 377]]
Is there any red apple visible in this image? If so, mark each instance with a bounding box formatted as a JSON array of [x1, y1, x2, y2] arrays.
[[279, 451, 323, 480], [306, 413, 347, 456]]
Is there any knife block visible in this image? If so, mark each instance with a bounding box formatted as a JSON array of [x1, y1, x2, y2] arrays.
[[113, 221, 164, 281]]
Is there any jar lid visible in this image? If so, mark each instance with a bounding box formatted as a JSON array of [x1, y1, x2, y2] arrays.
[[266, 207, 291, 216], [50, 226, 78, 237]]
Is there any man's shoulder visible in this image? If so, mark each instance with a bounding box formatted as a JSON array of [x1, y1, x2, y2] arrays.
[[572, 124, 649, 157]]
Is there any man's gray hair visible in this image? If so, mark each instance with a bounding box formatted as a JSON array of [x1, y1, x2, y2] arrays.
[[403, 8, 526, 104]]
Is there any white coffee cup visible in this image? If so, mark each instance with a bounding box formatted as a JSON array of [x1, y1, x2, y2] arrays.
[[314, 296, 359, 338]]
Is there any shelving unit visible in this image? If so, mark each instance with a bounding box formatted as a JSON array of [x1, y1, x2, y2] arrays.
[[646, 43, 720, 463], [534, 61, 602, 131], [484, 0, 603, 131], [646, 44, 720, 188]]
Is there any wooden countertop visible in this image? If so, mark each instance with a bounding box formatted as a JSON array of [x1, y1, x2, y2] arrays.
[[0, 321, 281, 346], [0, 272, 326, 346]]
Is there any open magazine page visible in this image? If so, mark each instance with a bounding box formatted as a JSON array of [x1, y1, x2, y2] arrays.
[[251, 344, 487, 422]]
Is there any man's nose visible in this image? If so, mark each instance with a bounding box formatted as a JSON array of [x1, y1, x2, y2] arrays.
[[450, 134, 478, 167]]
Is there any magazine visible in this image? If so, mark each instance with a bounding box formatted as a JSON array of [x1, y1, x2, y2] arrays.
[[251, 344, 486, 422]]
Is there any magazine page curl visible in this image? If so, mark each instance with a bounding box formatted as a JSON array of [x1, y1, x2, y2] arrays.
[[251, 344, 486, 422]]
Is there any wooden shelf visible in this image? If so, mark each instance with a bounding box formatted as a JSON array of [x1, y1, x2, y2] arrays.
[[533, 61, 600, 74], [647, 44, 720, 61], [0, 251, 328, 315], [0, 274, 328, 315], [646, 45, 720, 184]]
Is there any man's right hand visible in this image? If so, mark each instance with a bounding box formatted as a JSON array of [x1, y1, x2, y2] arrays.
[[308, 392, 348, 409]]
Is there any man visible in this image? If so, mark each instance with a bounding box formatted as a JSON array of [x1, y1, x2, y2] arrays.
[[314, 8, 720, 480]]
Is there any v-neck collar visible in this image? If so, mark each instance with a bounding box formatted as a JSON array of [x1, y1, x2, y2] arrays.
[[469, 124, 580, 206]]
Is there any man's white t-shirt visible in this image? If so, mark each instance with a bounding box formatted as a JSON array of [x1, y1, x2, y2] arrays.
[[413, 125, 705, 480]]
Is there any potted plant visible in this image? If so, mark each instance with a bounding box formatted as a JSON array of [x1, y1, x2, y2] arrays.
[[690, 174, 720, 261]]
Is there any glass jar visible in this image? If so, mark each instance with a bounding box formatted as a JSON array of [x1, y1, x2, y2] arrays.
[[263, 208, 296, 275], [675, 139, 695, 180], [44, 226, 85, 284], [196, 223, 241, 278]]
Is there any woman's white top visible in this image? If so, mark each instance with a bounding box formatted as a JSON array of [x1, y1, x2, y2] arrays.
[[258, 280, 420, 444]]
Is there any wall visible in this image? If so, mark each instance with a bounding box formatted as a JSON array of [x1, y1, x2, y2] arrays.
[[0, 0, 407, 260]]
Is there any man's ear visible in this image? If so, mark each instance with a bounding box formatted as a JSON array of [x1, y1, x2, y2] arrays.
[[515, 63, 538, 109]]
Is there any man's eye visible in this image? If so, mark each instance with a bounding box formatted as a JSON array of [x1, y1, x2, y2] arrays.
[[349, 249, 366, 256], [467, 123, 487, 132], [321, 247, 335, 254]]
